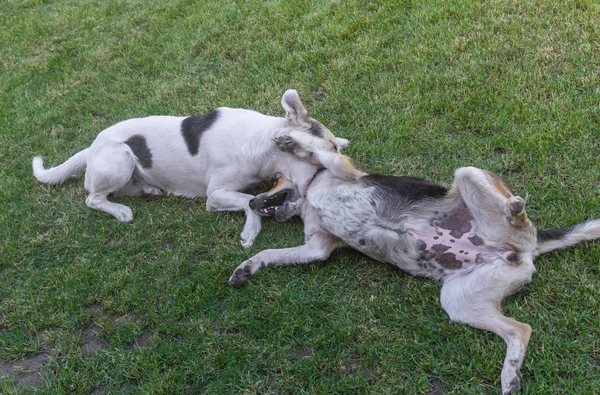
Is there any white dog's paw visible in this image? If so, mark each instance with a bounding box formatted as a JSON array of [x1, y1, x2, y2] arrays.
[[240, 234, 255, 249], [114, 205, 134, 222], [228, 260, 261, 286], [335, 137, 351, 151], [143, 186, 162, 196], [240, 213, 261, 249]]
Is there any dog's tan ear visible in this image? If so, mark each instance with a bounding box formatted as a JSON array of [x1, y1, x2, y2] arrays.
[[281, 89, 308, 125]]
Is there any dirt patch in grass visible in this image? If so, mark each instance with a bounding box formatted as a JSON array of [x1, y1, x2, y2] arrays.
[[293, 346, 312, 361], [81, 323, 104, 357], [430, 378, 446, 394], [0, 352, 48, 386], [127, 329, 153, 350], [340, 356, 375, 378]]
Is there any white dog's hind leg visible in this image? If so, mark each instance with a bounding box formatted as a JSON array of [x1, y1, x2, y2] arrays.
[[207, 187, 261, 248], [113, 180, 162, 197], [84, 142, 136, 222]]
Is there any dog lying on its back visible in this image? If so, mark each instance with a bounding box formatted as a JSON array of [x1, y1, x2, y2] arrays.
[[32, 90, 348, 248], [229, 131, 600, 394]]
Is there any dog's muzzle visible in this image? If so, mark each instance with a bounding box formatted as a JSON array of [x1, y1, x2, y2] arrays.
[[250, 187, 302, 222]]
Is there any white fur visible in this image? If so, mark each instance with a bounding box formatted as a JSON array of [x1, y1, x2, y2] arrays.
[[32, 90, 343, 248]]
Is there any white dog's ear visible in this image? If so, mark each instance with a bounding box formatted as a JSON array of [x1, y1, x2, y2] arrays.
[[281, 89, 308, 125]]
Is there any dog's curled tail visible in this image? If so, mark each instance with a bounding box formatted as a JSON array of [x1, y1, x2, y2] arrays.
[[535, 219, 600, 256], [32, 148, 90, 185]]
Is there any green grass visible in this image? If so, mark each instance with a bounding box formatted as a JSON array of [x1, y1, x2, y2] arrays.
[[1, 0, 600, 393]]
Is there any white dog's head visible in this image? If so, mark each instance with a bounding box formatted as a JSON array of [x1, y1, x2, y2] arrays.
[[280, 89, 349, 153], [248, 90, 350, 222]]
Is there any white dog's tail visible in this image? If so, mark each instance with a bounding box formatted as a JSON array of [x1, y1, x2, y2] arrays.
[[32, 148, 90, 185], [535, 219, 600, 256]]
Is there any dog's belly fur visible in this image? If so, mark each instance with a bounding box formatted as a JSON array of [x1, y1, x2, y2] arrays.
[[307, 173, 515, 281]]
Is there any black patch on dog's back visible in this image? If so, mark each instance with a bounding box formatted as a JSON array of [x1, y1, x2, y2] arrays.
[[363, 175, 448, 202], [125, 134, 153, 168], [181, 110, 220, 156], [308, 120, 324, 137]]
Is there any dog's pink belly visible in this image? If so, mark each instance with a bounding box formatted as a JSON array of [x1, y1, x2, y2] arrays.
[[408, 220, 486, 270]]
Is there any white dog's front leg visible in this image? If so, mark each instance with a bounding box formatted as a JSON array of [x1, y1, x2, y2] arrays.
[[206, 188, 261, 248], [228, 234, 339, 285]]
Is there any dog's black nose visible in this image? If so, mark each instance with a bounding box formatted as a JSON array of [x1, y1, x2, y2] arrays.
[[249, 197, 256, 209]]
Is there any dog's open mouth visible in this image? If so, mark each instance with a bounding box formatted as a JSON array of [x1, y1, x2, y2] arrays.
[[255, 190, 289, 216]]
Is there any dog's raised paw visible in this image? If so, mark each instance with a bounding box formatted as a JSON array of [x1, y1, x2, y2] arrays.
[[274, 135, 298, 153], [506, 196, 526, 217], [506, 196, 531, 227]]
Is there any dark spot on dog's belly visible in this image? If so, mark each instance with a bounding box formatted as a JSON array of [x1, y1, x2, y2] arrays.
[[435, 252, 462, 269], [431, 244, 450, 254], [468, 235, 484, 246], [416, 240, 427, 250], [437, 209, 472, 238], [359, 238, 366, 245], [124, 134, 153, 168]]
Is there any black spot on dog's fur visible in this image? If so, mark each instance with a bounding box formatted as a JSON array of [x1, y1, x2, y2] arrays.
[[436, 252, 462, 269], [364, 175, 448, 202], [181, 110, 220, 156], [431, 244, 450, 254], [468, 235, 484, 246], [438, 210, 472, 238], [125, 135, 153, 168], [308, 120, 324, 137]]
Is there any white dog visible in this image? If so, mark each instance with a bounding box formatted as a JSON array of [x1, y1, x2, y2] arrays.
[[32, 89, 348, 248]]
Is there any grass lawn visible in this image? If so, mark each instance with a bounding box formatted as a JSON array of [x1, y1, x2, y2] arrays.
[[1, 0, 600, 393]]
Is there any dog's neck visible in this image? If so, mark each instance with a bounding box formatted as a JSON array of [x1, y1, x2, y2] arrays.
[[271, 153, 320, 196]]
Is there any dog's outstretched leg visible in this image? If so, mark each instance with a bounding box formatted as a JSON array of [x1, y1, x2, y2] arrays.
[[441, 260, 534, 395], [229, 207, 341, 285], [84, 142, 136, 222], [228, 233, 339, 285]]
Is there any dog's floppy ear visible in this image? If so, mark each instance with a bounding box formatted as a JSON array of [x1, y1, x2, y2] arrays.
[[281, 89, 308, 125]]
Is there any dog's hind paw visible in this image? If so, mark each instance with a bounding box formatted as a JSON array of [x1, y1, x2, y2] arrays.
[[335, 138, 351, 151], [143, 186, 162, 196], [502, 374, 521, 395], [502, 364, 523, 394], [505, 196, 531, 227]]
